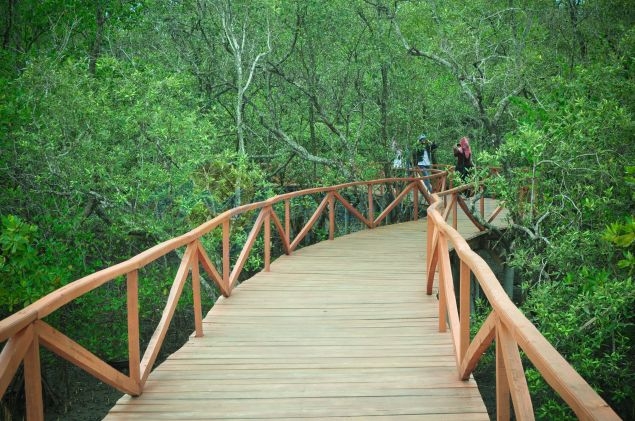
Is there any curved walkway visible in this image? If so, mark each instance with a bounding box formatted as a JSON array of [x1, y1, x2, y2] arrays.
[[104, 201, 504, 420]]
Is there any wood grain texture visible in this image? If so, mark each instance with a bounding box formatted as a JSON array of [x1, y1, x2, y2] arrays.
[[103, 200, 504, 420]]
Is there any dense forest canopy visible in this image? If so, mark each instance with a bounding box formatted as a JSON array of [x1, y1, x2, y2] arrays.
[[1, 0, 634, 419]]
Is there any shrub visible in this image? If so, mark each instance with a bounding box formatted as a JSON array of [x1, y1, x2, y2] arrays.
[[522, 268, 634, 419]]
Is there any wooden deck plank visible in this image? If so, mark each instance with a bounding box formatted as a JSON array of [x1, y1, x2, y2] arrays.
[[104, 415, 488, 421], [107, 396, 488, 418], [113, 387, 482, 400], [103, 199, 504, 420]]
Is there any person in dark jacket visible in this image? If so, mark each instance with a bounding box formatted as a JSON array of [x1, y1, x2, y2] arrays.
[[453, 136, 473, 181]]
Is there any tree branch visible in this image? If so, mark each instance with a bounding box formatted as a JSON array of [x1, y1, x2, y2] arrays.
[[266, 60, 356, 167], [269, 125, 343, 170], [493, 81, 525, 125], [511, 222, 551, 246], [241, 21, 271, 96]]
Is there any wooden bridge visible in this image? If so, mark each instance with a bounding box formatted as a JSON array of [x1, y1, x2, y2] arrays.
[[0, 174, 621, 420], [106, 216, 489, 420]]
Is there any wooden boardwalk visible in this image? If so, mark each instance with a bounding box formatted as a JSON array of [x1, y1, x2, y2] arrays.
[[104, 201, 503, 420]]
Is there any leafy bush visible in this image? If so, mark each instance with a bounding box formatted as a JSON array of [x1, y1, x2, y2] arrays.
[[0, 215, 73, 313], [604, 215, 635, 274], [487, 63, 635, 418], [522, 267, 635, 419]]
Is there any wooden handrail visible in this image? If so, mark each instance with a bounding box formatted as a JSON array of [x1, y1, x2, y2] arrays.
[[426, 193, 620, 420], [2, 170, 618, 420], [0, 175, 443, 420]]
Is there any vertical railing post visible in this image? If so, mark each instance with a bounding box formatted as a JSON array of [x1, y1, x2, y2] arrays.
[[480, 185, 485, 219], [426, 212, 433, 273], [413, 186, 419, 221], [264, 207, 271, 271], [191, 246, 203, 337], [452, 193, 458, 230], [367, 184, 374, 228], [459, 260, 470, 362], [446, 173, 453, 208], [223, 219, 230, 292], [24, 328, 43, 421], [328, 192, 335, 240], [127, 270, 141, 389], [437, 230, 448, 333], [284, 199, 291, 246], [496, 325, 511, 421]]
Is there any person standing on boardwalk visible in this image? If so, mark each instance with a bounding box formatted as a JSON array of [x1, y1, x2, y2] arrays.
[[413, 134, 437, 192], [453, 136, 473, 181], [391, 138, 406, 176]]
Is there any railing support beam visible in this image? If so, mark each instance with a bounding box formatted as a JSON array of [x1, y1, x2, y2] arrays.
[[127, 270, 141, 389], [367, 185, 374, 228], [496, 324, 512, 421], [264, 207, 271, 270], [328, 193, 335, 240], [24, 331, 43, 421], [459, 260, 470, 362], [223, 219, 230, 292], [191, 249, 203, 337]]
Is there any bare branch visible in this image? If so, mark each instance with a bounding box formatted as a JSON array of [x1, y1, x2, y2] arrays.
[[393, 19, 484, 115], [242, 20, 271, 96], [511, 222, 551, 246], [493, 82, 525, 124], [267, 61, 356, 164], [268, 153, 296, 179], [391, 17, 412, 51], [535, 211, 550, 229], [269, 126, 342, 170]]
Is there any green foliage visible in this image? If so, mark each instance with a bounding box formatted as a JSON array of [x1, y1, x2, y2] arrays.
[[67, 278, 130, 361], [470, 297, 496, 367], [493, 100, 635, 418], [604, 216, 635, 274], [490, 60, 634, 280], [0, 215, 37, 257], [0, 215, 45, 311], [604, 217, 635, 249], [0, 215, 76, 313], [0, 1, 634, 418], [523, 268, 635, 419], [191, 151, 272, 215], [486, 33, 635, 417], [626, 166, 635, 201]]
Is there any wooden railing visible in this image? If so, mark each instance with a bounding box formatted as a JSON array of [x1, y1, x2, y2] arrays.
[[0, 174, 444, 420], [0, 170, 621, 420], [426, 184, 620, 420]]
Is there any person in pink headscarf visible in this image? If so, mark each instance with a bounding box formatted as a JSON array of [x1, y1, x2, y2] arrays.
[[453, 136, 473, 181]]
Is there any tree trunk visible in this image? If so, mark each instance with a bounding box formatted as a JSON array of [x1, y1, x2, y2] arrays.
[[2, 0, 16, 50], [89, 2, 105, 76], [503, 265, 514, 300], [380, 63, 390, 176]]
